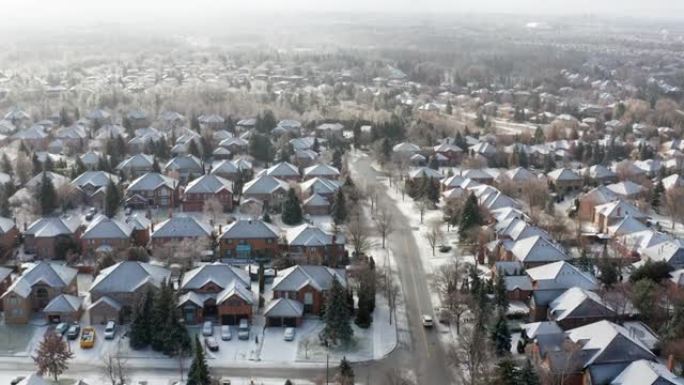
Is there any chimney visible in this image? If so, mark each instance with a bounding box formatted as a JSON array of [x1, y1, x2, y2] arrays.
[[668, 354, 675, 372], [151, 222, 155, 232], [218, 224, 223, 233]]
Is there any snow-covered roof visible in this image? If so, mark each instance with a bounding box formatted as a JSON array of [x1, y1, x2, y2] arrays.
[[262, 162, 300, 178], [71, 171, 119, 189], [127, 172, 178, 192], [286, 224, 345, 247], [303, 193, 330, 207], [300, 177, 341, 196], [611, 359, 684, 385], [82, 215, 133, 240], [243, 174, 289, 195], [547, 168, 581, 182], [264, 298, 304, 318], [607, 216, 647, 237], [595, 200, 646, 219], [43, 294, 82, 313], [181, 262, 250, 291], [272, 265, 346, 292], [2, 262, 77, 299], [549, 287, 614, 321], [0, 216, 16, 234], [527, 261, 598, 291], [393, 142, 421, 153], [303, 164, 340, 178], [220, 219, 280, 240], [25, 216, 81, 238], [523, 321, 562, 339], [90, 261, 170, 294], [409, 167, 443, 180], [566, 320, 655, 368], [607, 181, 646, 197], [164, 154, 203, 174], [16, 373, 51, 385], [151, 216, 212, 239], [116, 154, 155, 171], [511, 235, 569, 263], [184, 174, 233, 195]]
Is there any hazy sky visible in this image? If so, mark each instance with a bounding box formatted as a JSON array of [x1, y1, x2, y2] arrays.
[[5, 0, 684, 24]]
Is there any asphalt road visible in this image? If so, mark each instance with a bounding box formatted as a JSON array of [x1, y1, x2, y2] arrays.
[[350, 154, 454, 385]]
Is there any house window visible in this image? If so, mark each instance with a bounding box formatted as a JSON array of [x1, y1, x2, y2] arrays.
[[12, 308, 22, 316], [304, 292, 313, 305], [36, 288, 49, 301]]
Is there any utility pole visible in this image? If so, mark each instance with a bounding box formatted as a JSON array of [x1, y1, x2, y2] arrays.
[[326, 353, 329, 385]]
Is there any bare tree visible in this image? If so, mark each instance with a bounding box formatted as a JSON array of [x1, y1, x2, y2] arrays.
[[102, 344, 129, 385], [521, 179, 549, 214], [424, 220, 444, 256], [433, 261, 470, 334], [366, 183, 379, 213], [202, 196, 224, 224], [665, 187, 684, 230], [374, 205, 394, 249], [347, 210, 373, 257], [449, 324, 494, 385], [416, 198, 431, 224]]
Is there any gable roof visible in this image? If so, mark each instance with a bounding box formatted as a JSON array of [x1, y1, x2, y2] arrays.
[[71, 171, 119, 189], [608, 216, 648, 237], [185, 174, 233, 194], [566, 320, 655, 368], [82, 215, 133, 240], [595, 200, 647, 219], [549, 287, 615, 321], [181, 262, 250, 291], [611, 359, 684, 385], [263, 162, 300, 178], [264, 298, 304, 318], [272, 265, 346, 292], [43, 294, 82, 313], [220, 219, 280, 239], [116, 154, 155, 170], [547, 168, 581, 182], [243, 174, 289, 196], [300, 177, 341, 196], [90, 261, 170, 294], [303, 164, 340, 178], [25, 215, 81, 238], [527, 261, 598, 291], [127, 172, 178, 192], [511, 235, 569, 263], [286, 224, 345, 247], [151, 216, 212, 238], [2, 262, 77, 299], [607, 181, 646, 197]]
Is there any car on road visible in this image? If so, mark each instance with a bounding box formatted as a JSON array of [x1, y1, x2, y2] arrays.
[[80, 327, 96, 349], [205, 337, 219, 352], [202, 321, 213, 336], [55, 322, 69, 336], [283, 327, 296, 341], [220, 325, 232, 341], [237, 319, 250, 340], [10, 376, 25, 385], [104, 321, 117, 339], [66, 323, 81, 340], [422, 314, 434, 328]]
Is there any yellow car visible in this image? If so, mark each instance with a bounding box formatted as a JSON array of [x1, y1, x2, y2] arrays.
[[80, 327, 96, 349]]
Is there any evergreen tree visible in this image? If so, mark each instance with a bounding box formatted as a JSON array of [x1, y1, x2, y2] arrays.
[[37, 172, 58, 215], [1, 153, 13, 176], [248, 133, 273, 164], [355, 268, 375, 328], [262, 211, 271, 223], [459, 192, 482, 240], [577, 249, 593, 272], [322, 279, 353, 346], [331, 149, 343, 171], [331, 189, 347, 224], [491, 314, 512, 356], [428, 156, 439, 170], [187, 335, 210, 385], [652, 180, 665, 209], [518, 360, 541, 385], [104, 179, 121, 218], [337, 357, 354, 385], [534, 126, 545, 144], [152, 158, 161, 173], [130, 289, 154, 349], [281, 189, 303, 225], [494, 273, 509, 314], [445, 100, 453, 115], [493, 357, 520, 385]]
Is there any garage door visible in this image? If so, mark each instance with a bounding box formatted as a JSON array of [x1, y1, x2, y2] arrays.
[[221, 314, 249, 325], [267, 317, 282, 327], [284, 317, 297, 327]]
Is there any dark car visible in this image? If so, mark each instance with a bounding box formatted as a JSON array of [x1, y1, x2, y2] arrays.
[[66, 324, 81, 340]]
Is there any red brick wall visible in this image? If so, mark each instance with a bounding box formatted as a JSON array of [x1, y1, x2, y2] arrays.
[[219, 238, 280, 258]]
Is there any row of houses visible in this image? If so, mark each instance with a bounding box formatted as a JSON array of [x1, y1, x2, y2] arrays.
[[0, 260, 346, 328]]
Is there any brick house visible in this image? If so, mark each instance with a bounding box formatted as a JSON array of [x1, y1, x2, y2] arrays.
[[270, 265, 346, 321], [116, 154, 155, 179], [242, 174, 289, 207], [1, 262, 78, 324], [43, 294, 83, 323], [178, 262, 253, 325], [182, 174, 233, 212], [125, 172, 179, 208], [285, 224, 346, 266], [71, 171, 119, 209], [124, 214, 151, 247], [89, 261, 170, 324], [81, 215, 133, 255], [163, 154, 204, 183], [547, 168, 582, 194], [303, 193, 331, 216], [23, 215, 82, 259], [0, 267, 12, 311], [150, 216, 213, 248], [262, 162, 301, 182], [0, 217, 20, 257], [219, 219, 280, 259]]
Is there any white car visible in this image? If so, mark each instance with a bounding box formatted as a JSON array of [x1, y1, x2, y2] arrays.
[[237, 319, 250, 340], [422, 314, 434, 328], [220, 325, 232, 341], [283, 327, 296, 341], [104, 321, 117, 340], [202, 321, 213, 337]]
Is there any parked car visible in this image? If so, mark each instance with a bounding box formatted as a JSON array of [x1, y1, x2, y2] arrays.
[[422, 314, 434, 328], [66, 323, 81, 340], [283, 327, 296, 341], [202, 321, 213, 336], [220, 325, 232, 341], [435, 307, 450, 324], [237, 319, 250, 340], [55, 322, 69, 336], [104, 321, 117, 340], [205, 337, 219, 352], [80, 327, 96, 349], [85, 207, 97, 220]]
